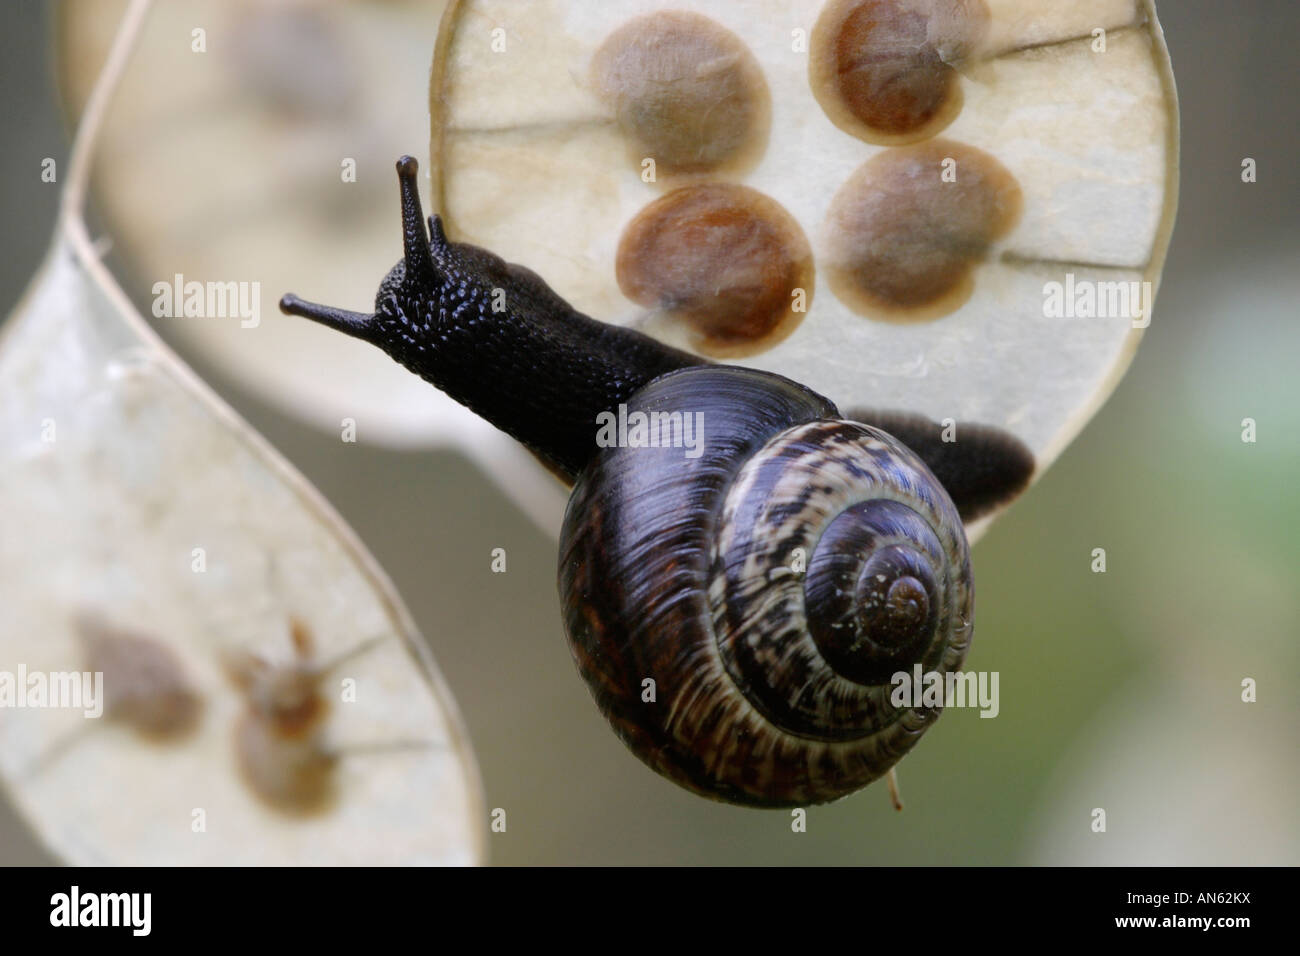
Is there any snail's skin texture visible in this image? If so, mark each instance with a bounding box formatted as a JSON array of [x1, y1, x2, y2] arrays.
[[845, 409, 1034, 522], [280, 156, 1033, 806], [281, 157, 699, 481]]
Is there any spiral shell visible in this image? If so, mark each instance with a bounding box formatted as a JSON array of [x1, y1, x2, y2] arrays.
[[558, 365, 972, 806]]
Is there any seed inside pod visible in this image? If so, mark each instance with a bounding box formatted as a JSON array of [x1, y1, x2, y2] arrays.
[[823, 139, 1021, 320], [616, 183, 814, 357], [226, 618, 337, 815], [810, 0, 989, 145], [591, 11, 771, 176], [76, 614, 202, 741]]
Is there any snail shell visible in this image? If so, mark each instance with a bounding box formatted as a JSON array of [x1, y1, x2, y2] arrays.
[[559, 365, 973, 807]]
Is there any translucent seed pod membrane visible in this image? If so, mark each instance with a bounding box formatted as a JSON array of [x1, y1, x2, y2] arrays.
[[431, 0, 1178, 534]]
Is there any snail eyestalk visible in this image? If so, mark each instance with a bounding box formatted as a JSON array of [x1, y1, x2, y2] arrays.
[[395, 155, 439, 288], [277, 156, 437, 340], [278, 294, 374, 337]]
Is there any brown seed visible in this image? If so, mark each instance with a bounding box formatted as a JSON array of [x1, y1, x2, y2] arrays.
[[592, 11, 771, 176], [234, 713, 338, 815], [76, 614, 202, 741], [227, 618, 336, 814], [810, 0, 989, 145], [615, 183, 814, 357], [823, 139, 1021, 320]]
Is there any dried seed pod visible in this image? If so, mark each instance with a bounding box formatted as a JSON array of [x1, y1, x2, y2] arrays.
[[428, 0, 1179, 531], [2, 5, 483, 861]]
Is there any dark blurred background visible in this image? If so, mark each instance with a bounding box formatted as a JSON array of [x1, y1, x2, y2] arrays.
[[1, 0, 1296, 864]]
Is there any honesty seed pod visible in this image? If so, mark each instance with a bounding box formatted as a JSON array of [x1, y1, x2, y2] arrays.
[[429, 0, 1178, 533], [1, 1, 483, 864]]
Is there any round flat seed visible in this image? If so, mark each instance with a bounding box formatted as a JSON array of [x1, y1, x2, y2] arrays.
[[823, 139, 1021, 320], [810, 0, 989, 145], [616, 183, 813, 357], [78, 617, 203, 741], [592, 11, 771, 176]]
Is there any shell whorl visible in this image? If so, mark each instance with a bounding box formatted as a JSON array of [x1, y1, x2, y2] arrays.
[[558, 365, 973, 807]]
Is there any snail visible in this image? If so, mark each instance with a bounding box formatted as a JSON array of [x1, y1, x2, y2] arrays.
[[281, 157, 1032, 806]]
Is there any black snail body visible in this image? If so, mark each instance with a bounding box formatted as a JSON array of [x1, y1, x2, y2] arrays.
[[281, 156, 700, 482], [282, 157, 1033, 807]]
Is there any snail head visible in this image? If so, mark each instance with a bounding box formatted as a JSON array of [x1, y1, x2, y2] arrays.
[[279, 155, 447, 348]]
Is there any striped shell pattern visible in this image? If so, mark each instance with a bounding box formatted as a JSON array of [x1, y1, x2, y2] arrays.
[[559, 365, 973, 806]]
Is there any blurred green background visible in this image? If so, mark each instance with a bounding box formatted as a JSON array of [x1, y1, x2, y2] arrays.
[[1, 0, 1296, 864]]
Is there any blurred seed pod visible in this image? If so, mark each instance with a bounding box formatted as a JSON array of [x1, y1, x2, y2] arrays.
[[3, 0, 484, 865], [57, 0, 569, 533]]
